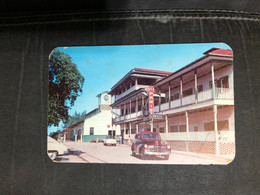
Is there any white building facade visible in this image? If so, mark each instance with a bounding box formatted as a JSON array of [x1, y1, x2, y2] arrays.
[[110, 48, 235, 156], [82, 92, 120, 142]]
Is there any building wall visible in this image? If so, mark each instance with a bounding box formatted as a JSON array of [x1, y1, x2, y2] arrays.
[[84, 110, 112, 135]]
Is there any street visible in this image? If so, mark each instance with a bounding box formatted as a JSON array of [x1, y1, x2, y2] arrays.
[[53, 142, 232, 165]]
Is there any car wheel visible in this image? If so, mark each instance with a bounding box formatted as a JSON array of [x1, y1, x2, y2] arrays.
[[164, 155, 169, 160], [140, 149, 146, 160], [48, 151, 57, 160]]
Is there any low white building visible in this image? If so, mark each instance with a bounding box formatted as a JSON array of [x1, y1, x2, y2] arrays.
[[82, 91, 120, 142]]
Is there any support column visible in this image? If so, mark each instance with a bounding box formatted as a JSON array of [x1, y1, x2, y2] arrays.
[[214, 104, 220, 155], [64, 134, 66, 142], [136, 123, 139, 133], [165, 114, 168, 134], [159, 90, 161, 112], [151, 118, 153, 132], [194, 69, 198, 103], [168, 83, 171, 109], [130, 100, 132, 115], [136, 96, 138, 117], [180, 77, 183, 106], [185, 111, 189, 152], [124, 103, 126, 119], [211, 61, 216, 99]]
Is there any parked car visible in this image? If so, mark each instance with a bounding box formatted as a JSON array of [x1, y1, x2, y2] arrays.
[[131, 132, 171, 160], [103, 135, 117, 146], [47, 136, 68, 160]]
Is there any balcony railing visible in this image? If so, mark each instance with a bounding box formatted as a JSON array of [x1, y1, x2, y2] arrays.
[[113, 88, 233, 123], [114, 84, 149, 101]]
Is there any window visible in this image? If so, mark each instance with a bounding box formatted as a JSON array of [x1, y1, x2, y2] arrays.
[[131, 129, 136, 134], [90, 127, 94, 135], [209, 75, 229, 89], [204, 120, 229, 131], [220, 76, 229, 88], [173, 93, 179, 100], [161, 97, 166, 104], [159, 127, 165, 133], [153, 128, 157, 132], [131, 107, 135, 113], [126, 129, 130, 134], [194, 126, 198, 132], [179, 125, 186, 132], [197, 85, 203, 92], [183, 88, 193, 97], [169, 125, 178, 132]]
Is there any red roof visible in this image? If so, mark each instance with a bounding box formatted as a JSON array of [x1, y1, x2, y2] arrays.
[[203, 48, 233, 56], [135, 68, 172, 75]]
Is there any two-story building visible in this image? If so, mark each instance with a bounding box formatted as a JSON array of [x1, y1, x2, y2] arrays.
[[110, 48, 235, 156]]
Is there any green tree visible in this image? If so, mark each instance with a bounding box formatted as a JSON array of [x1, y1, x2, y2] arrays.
[[48, 49, 85, 126], [67, 110, 88, 126]]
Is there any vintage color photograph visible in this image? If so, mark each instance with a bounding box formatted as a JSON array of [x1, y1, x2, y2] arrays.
[[47, 43, 235, 164]]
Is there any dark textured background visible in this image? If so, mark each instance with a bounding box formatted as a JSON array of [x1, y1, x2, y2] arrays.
[[0, 1, 259, 194]]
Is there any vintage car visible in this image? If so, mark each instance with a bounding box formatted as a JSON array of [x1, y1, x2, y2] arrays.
[[103, 135, 117, 146], [47, 136, 68, 160], [131, 132, 171, 160]]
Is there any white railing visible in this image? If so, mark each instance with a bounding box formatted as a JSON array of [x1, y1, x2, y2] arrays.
[[113, 111, 143, 123], [161, 131, 216, 142], [136, 111, 142, 117], [115, 84, 149, 101], [170, 99, 181, 108], [154, 105, 159, 113], [219, 131, 235, 143], [182, 94, 196, 106], [215, 88, 234, 99], [198, 89, 213, 102], [161, 102, 169, 111]]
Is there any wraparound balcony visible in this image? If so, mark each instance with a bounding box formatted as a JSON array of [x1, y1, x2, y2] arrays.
[[114, 84, 149, 101], [113, 88, 233, 123]]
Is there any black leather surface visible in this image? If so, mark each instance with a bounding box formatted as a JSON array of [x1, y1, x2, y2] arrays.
[[0, 5, 259, 195]]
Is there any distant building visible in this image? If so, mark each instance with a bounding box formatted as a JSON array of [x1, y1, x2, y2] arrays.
[[109, 48, 235, 156], [82, 91, 120, 142]]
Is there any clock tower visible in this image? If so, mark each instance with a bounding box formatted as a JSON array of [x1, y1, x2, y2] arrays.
[[96, 91, 112, 111]]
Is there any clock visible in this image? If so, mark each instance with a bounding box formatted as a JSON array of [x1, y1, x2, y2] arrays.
[[104, 95, 109, 101]]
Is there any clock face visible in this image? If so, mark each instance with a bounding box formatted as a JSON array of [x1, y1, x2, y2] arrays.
[[104, 95, 109, 101]]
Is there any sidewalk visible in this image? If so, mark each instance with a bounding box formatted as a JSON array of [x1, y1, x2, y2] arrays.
[[172, 150, 234, 164]]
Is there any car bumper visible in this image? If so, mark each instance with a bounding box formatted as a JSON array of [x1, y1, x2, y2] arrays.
[[144, 150, 171, 156]]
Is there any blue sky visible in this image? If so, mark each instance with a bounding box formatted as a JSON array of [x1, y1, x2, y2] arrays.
[[48, 43, 231, 134]]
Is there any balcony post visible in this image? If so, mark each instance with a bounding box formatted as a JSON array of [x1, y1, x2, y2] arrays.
[[135, 77, 138, 86], [151, 118, 153, 132], [159, 90, 161, 112], [211, 61, 216, 99], [168, 83, 171, 109], [136, 96, 138, 117], [185, 111, 189, 152], [165, 114, 168, 134], [194, 69, 198, 103], [130, 100, 131, 114], [180, 77, 183, 106], [124, 103, 126, 119], [214, 104, 220, 155]]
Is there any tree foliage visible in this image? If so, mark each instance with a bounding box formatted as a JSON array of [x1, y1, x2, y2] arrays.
[[48, 49, 85, 126], [67, 110, 88, 126]]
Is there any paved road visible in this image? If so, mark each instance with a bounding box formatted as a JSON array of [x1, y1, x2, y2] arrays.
[[55, 142, 230, 164]]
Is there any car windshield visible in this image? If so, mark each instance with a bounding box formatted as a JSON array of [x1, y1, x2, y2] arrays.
[[142, 134, 160, 140], [106, 135, 113, 139]]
